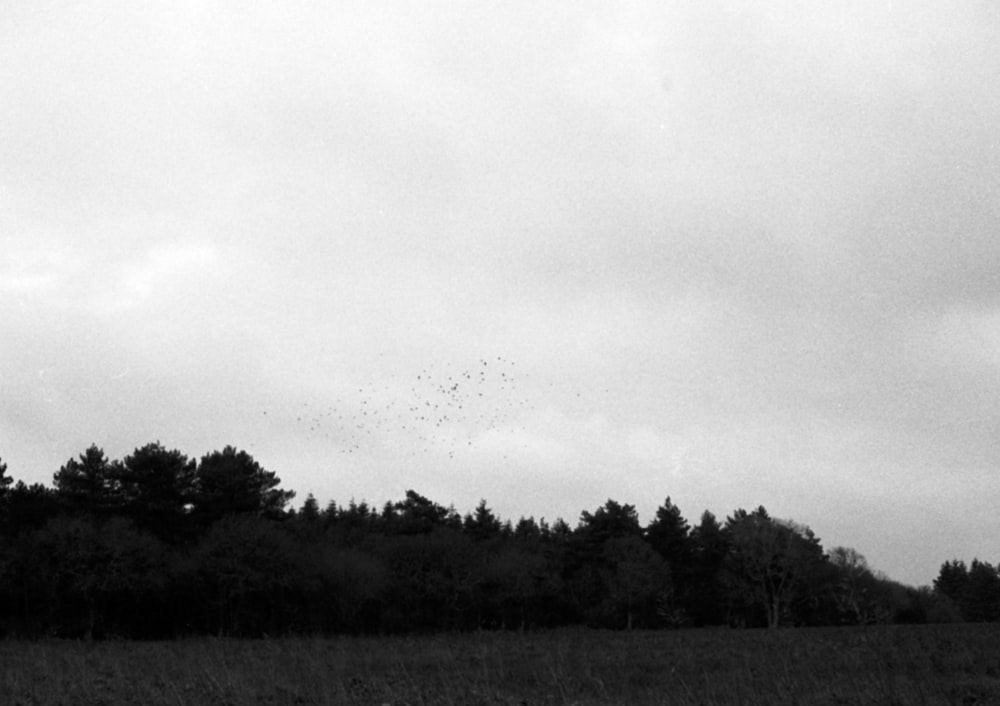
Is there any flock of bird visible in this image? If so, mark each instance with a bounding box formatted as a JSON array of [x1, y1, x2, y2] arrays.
[[285, 356, 534, 459]]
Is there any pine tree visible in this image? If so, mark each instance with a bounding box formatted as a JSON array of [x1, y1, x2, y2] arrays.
[[688, 510, 728, 625], [52, 445, 122, 517], [299, 493, 321, 522], [646, 496, 691, 564], [117, 442, 197, 542], [934, 560, 969, 605], [963, 560, 1000, 622], [463, 499, 503, 540], [645, 497, 694, 623], [194, 446, 294, 525]]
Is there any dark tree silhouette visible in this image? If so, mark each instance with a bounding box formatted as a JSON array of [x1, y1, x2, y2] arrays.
[[326, 499, 378, 546], [481, 542, 563, 630], [934, 560, 969, 606], [385, 489, 460, 535], [688, 510, 728, 625], [601, 535, 671, 630], [117, 443, 196, 542], [827, 546, 881, 624], [646, 496, 691, 565], [4, 481, 58, 535], [564, 500, 645, 627], [577, 499, 642, 544], [0, 456, 12, 534], [645, 496, 694, 624], [463, 499, 504, 541], [963, 560, 1000, 622], [0, 455, 12, 498], [513, 516, 543, 544], [194, 446, 294, 525], [195, 515, 303, 636], [298, 493, 321, 522], [723, 508, 825, 628], [313, 544, 388, 633], [30, 516, 167, 638], [52, 445, 122, 517], [0, 445, 973, 638], [375, 527, 476, 632]]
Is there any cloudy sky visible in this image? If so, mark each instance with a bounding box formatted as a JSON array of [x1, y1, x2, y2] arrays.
[[3, 1, 999, 586]]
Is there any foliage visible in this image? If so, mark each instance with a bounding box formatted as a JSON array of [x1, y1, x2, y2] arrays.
[[194, 446, 294, 525], [0, 455, 12, 502], [2, 480, 57, 535], [687, 509, 728, 626], [934, 558, 1000, 623], [0, 442, 996, 638], [117, 443, 197, 542], [827, 546, 882, 624], [383, 489, 461, 535], [645, 496, 691, 566], [599, 535, 671, 630], [722, 508, 826, 628], [195, 515, 304, 636], [463, 498, 505, 541], [18, 516, 168, 638], [52, 445, 122, 517]]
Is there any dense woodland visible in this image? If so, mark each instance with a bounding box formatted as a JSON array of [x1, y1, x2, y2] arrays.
[[0, 443, 991, 638]]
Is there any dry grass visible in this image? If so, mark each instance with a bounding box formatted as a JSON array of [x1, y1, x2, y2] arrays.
[[1, 623, 999, 705]]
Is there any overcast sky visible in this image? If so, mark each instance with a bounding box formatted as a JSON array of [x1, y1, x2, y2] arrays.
[[3, 1, 999, 587]]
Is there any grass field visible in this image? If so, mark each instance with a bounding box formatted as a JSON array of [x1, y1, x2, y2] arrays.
[[2, 624, 999, 705]]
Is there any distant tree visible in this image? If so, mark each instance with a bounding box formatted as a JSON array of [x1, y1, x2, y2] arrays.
[[299, 494, 321, 522], [934, 560, 970, 607], [828, 546, 880, 624], [31, 516, 168, 638], [52, 445, 122, 517], [0, 455, 12, 498], [723, 508, 825, 628], [327, 499, 378, 546], [577, 499, 642, 544], [481, 543, 564, 630], [963, 560, 1000, 622], [645, 496, 693, 621], [513, 516, 542, 544], [312, 544, 388, 633], [288, 493, 324, 543], [601, 535, 672, 630], [564, 500, 645, 626], [0, 530, 45, 634], [4, 481, 58, 535], [375, 527, 476, 631], [868, 574, 928, 624], [463, 499, 504, 541], [549, 517, 572, 542], [195, 515, 303, 636], [385, 490, 458, 535], [913, 584, 963, 623], [645, 496, 691, 565], [194, 446, 294, 525], [688, 510, 728, 625], [117, 443, 196, 542], [0, 456, 12, 532]]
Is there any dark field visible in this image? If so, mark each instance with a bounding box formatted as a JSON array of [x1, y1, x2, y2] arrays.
[[3, 624, 1000, 705]]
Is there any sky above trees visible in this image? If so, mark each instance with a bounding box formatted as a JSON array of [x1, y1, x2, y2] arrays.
[[3, 1, 999, 588]]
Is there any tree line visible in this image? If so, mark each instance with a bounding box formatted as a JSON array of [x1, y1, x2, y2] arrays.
[[0, 443, 977, 638]]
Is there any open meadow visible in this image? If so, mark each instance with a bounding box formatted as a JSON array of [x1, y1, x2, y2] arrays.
[[2, 624, 1000, 706]]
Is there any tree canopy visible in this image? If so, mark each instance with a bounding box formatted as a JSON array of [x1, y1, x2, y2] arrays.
[[0, 442, 985, 637]]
